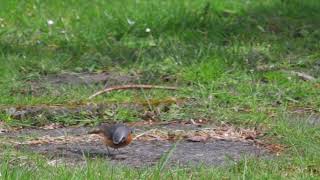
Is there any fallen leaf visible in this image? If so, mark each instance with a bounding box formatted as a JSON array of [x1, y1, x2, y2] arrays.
[[244, 135, 255, 140]]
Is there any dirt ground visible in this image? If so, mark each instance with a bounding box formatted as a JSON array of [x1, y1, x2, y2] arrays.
[[1, 122, 272, 167], [0, 72, 281, 167], [33, 71, 140, 87]]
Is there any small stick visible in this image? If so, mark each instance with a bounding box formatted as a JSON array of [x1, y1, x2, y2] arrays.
[[133, 129, 156, 140], [282, 70, 316, 81], [290, 71, 316, 81], [88, 85, 179, 99]]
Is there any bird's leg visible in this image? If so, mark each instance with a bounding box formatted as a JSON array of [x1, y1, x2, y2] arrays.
[[106, 146, 111, 156]]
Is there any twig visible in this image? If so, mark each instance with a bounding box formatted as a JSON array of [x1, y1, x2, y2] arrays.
[[88, 84, 179, 99], [133, 129, 156, 140], [189, 119, 200, 126], [293, 71, 316, 81], [287, 71, 316, 81]]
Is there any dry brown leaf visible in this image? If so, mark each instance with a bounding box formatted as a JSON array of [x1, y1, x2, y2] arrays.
[[265, 143, 285, 154]]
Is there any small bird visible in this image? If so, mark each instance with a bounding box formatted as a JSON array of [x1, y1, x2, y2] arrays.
[[88, 123, 133, 155]]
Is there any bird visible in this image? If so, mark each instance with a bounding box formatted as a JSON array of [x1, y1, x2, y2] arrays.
[[88, 123, 133, 155]]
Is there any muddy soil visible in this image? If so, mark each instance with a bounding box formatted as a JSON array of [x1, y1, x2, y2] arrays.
[[2, 123, 271, 168]]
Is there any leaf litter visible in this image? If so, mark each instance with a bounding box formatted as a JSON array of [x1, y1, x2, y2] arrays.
[[0, 121, 282, 167]]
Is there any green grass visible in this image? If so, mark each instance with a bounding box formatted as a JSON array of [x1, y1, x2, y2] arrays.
[[0, 0, 320, 179]]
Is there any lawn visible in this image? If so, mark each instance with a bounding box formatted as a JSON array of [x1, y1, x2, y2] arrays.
[[0, 0, 320, 179]]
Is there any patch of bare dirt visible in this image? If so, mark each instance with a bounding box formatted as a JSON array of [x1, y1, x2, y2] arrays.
[[288, 107, 320, 126], [293, 114, 320, 126], [2, 103, 141, 120], [1, 98, 185, 121], [11, 71, 141, 96], [1, 123, 274, 167], [308, 115, 320, 125], [36, 72, 140, 87]]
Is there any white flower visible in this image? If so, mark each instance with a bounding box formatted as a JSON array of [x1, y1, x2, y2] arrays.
[[47, 20, 54, 26], [127, 18, 135, 26], [145, 28, 151, 33]]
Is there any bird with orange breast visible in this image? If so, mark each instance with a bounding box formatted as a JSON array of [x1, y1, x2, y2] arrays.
[[88, 123, 133, 155]]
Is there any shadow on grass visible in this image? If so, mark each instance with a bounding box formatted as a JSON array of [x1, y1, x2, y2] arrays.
[[0, 0, 319, 67]]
